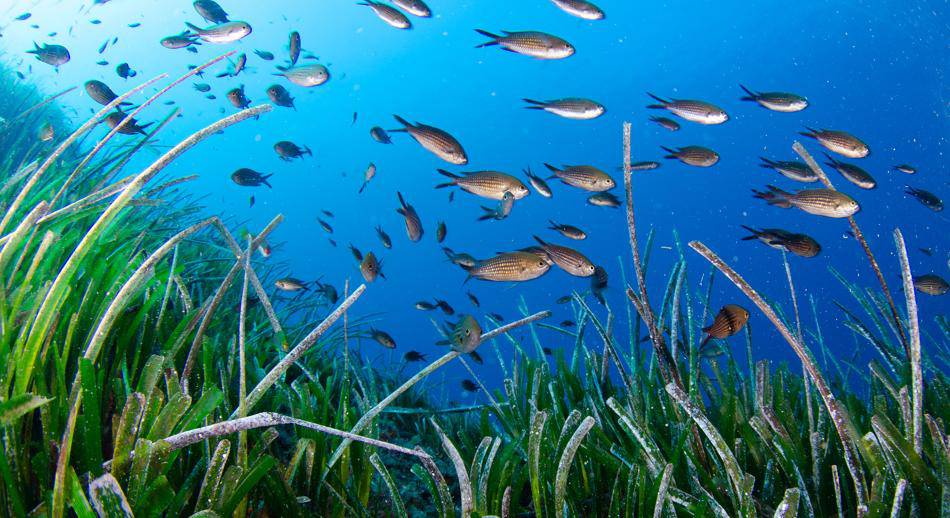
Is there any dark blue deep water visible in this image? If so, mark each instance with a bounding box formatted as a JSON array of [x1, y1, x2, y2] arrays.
[[4, 0, 947, 397]]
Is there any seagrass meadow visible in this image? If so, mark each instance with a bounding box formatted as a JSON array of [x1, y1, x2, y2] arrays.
[[0, 61, 947, 518]]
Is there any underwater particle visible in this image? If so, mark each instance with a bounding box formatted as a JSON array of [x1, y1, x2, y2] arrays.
[[231, 168, 273, 188], [275, 64, 330, 87], [254, 49, 274, 60], [523, 166, 552, 198], [738, 84, 808, 112], [436, 169, 529, 200], [739, 226, 821, 258], [591, 265, 608, 305], [436, 221, 447, 243], [404, 350, 427, 362], [905, 186, 943, 211], [700, 305, 750, 347], [550, 0, 605, 19], [646, 92, 728, 125], [103, 112, 152, 135], [161, 33, 201, 49], [893, 164, 916, 174], [463, 251, 550, 282], [370, 126, 392, 144], [548, 220, 586, 240], [359, 251, 384, 282], [289, 30, 301, 65], [752, 185, 859, 218], [477, 191, 515, 222], [649, 116, 680, 132], [193, 0, 230, 23], [758, 157, 818, 183], [522, 97, 605, 120], [185, 21, 252, 43], [390, 115, 467, 164], [533, 235, 596, 277], [395, 191, 424, 242], [274, 140, 312, 160], [359, 1, 412, 29], [799, 127, 869, 158], [27, 42, 70, 66], [369, 328, 397, 348], [587, 192, 620, 208], [913, 274, 949, 296], [394, 0, 431, 17], [823, 153, 876, 189], [275, 277, 309, 292], [226, 85, 251, 109], [475, 29, 574, 59], [438, 315, 482, 353], [460, 379, 479, 392], [660, 145, 719, 167], [544, 163, 615, 191], [266, 84, 296, 109], [375, 225, 392, 248], [358, 163, 376, 193]]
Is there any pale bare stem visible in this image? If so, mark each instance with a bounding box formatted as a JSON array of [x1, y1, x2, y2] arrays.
[[237, 236, 251, 469], [238, 284, 368, 414], [554, 416, 596, 518], [688, 240, 869, 511], [0, 75, 166, 236], [49, 52, 235, 210], [893, 228, 923, 454], [653, 464, 674, 518], [321, 311, 552, 482], [793, 141, 908, 353], [144, 175, 200, 198], [782, 251, 816, 456], [431, 419, 474, 518], [158, 412, 431, 460]]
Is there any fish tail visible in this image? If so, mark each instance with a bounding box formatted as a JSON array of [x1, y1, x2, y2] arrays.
[[390, 114, 411, 132], [758, 156, 776, 168], [358, 182, 367, 194], [436, 168, 460, 181], [533, 234, 547, 247], [822, 152, 838, 166], [738, 84, 756, 101], [304, 146, 312, 156], [522, 98, 545, 109], [184, 22, 202, 33], [542, 163, 560, 177], [660, 146, 677, 158], [799, 127, 818, 138], [474, 29, 501, 47], [261, 174, 273, 188], [645, 92, 668, 107], [396, 190, 407, 209], [739, 225, 760, 240]]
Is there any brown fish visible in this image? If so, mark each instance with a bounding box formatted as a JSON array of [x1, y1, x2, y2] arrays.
[[85, 80, 131, 107], [548, 220, 586, 240], [436, 169, 529, 200], [273, 141, 311, 160], [436, 221, 447, 243], [396, 191, 423, 241], [661, 146, 719, 167], [649, 116, 680, 131], [740, 226, 821, 258], [360, 251, 384, 282], [700, 304, 750, 347], [375, 226, 392, 248], [587, 192, 620, 208], [226, 85, 250, 109], [550, 0, 605, 20], [739, 85, 808, 112], [905, 187, 943, 212], [647, 93, 728, 125], [544, 163, 615, 191], [524, 166, 553, 197], [824, 153, 876, 189], [360, 0, 411, 29], [752, 186, 859, 218], [103, 112, 152, 135], [759, 157, 818, 183], [533, 235, 596, 277], [800, 127, 869, 158], [475, 29, 574, 59], [369, 328, 396, 348], [391, 115, 467, 164], [913, 274, 949, 296], [464, 251, 551, 282]]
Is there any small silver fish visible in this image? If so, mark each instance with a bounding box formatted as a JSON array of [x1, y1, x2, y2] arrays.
[[647, 93, 728, 125], [360, 1, 412, 29], [533, 235, 596, 277], [524, 167, 552, 197], [550, 0, 605, 20], [436, 169, 529, 200], [396, 191, 424, 241], [289, 31, 301, 65], [759, 157, 818, 183], [824, 153, 876, 189], [275, 64, 330, 87], [739, 84, 808, 112], [475, 30, 574, 59], [544, 163, 615, 191], [393, 0, 431, 17], [799, 127, 869, 159], [752, 185, 860, 218], [185, 21, 252, 43], [391, 115, 467, 165], [523, 97, 605, 120], [661, 146, 719, 167]]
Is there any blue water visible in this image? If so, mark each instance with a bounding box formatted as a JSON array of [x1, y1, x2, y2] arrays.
[[4, 0, 947, 396]]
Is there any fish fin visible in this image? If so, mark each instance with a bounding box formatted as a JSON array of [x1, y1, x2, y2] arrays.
[[533, 235, 547, 247], [436, 168, 460, 180], [699, 334, 712, 349], [358, 182, 367, 193], [799, 127, 818, 138], [304, 146, 312, 156], [261, 174, 273, 188], [645, 92, 668, 107], [542, 163, 559, 175], [738, 84, 757, 101], [758, 156, 776, 167], [822, 152, 838, 166], [184, 22, 202, 33], [434, 182, 455, 189], [390, 114, 411, 132], [739, 225, 760, 238], [474, 29, 500, 47], [522, 98, 546, 108], [660, 146, 677, 159], [396, 191, 407, 209]]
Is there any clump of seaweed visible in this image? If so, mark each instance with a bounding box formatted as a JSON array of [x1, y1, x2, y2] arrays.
[[0, 58, 945, 518]]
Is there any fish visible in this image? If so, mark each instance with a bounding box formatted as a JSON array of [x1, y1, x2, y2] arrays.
[[85, 80, 131, 107], [524, 167, 552, 198], [15, 13, 31, 21], [359, 163, 376, 193], [630, 161, 661, 171], [396, 191, 424, 241], [254, 49, 275, 61], [322, 210, 335, 218], [548, 220, 586, 240], [468, 351, 484, 364], [543, 347, 553, 356], [115, 63, 137, 79], [404, 351, 427, 362], [390, 115, 467, 164], [436, 169, 530, 200], [98, 39, 109, 54], [102, 112, 152, 135], [360, 251, 384, 282], [912, 274, 949, 296], [475, 30, 575, 59], [369, 328, 397, 348], [905, 187, 943, 211], [90, 19, 102, 24], [544, 163, 615, 191], [649, 116, 680, 132], [349, 244, 364, 262], [919, 248, 933, 257], [315, 280, 339, 304], [461, 380, 479, 392], [370, 126, 392, 144], [556, 295, 572, 304], [376, 226, 392, 249], [533, 235, 596, 277], [477, 191, 515, 221], [591, 265, 608, 305], [488, 313, 505, 322], [438, 315, 482, 353], [463, 251, 551, 282], [893, 164, 916, 174], [266, 84, 295, 109], [359, 1, 412, 29], [249, 196, 255, 207], [206, 94, 217, 100], [415, 301, 436, 310], [184, 21, 252, 43], [467, 291, 480, 307], [550, 0, 605, 20], [352, 112, 358, 125], [27, 42, 70, 67], [740, 226, 821, 258], [317, 218, 333, 234], [38, 122, 54, 142], [646, 93, 728, 125], [273, 141, 312, 160], [193, 82, 211, 92], [561, 320, 576, 327], [700, 305, 750, 347], [232, 53, 247, 76], [799, 128, 869, 158], [193, 0, 230, 23], [443, 247, 477, 269], [752, 185, 860, 218], [161, 34, 200, 49], [435, 299, 455, 315], [738, 84, 808, 112], [289, 31, 301, 65], [824, 153, 876, 189], [231, 168, 272, 188], [275, 277, 309, 292], [587, 192, 620, 208], [523, 97, 605, 120], [758, 157, 818, 183], [661, 146, 719, 167], [97, 60, 109, 66], [393, 0, 432, 17], [275, 64, 330, 87], [128, 22, 141, 28], [226, 85, 251, 109], [436, 221, 447, 243]]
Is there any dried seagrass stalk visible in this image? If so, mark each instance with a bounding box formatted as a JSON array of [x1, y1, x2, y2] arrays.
[[893, 228, 923, 455], [554, 416, 596, 518]]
